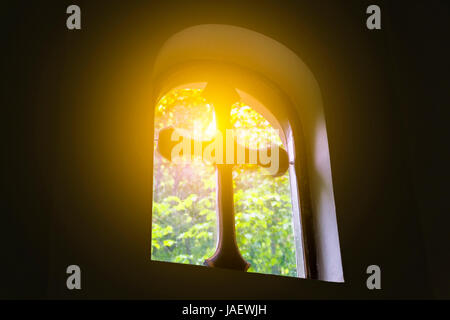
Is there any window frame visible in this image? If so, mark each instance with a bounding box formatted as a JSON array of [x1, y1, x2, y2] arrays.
[[150, 24, 344, 282]]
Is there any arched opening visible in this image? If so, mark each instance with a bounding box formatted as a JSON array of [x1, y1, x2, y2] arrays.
[[151, 24, 343, 282], [152, 87, 298, 277]]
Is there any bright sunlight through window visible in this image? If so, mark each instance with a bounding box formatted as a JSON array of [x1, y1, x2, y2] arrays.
[[151, 88, 297, 277]]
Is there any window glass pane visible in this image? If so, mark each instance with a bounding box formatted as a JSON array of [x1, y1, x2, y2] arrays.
[[152, 89, 217, 265], [231, 103, 297, 277]]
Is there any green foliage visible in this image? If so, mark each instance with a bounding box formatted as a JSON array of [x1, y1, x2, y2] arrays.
[[151, 89, 297, 277]]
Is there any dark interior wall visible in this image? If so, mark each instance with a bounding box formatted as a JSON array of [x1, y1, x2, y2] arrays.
[[2, 0, 448, 299], [384, 2, 450, 298]]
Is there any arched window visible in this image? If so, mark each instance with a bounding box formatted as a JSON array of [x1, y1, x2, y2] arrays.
[[150, 25, 343, 282], [152, 87, 297, 277]]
